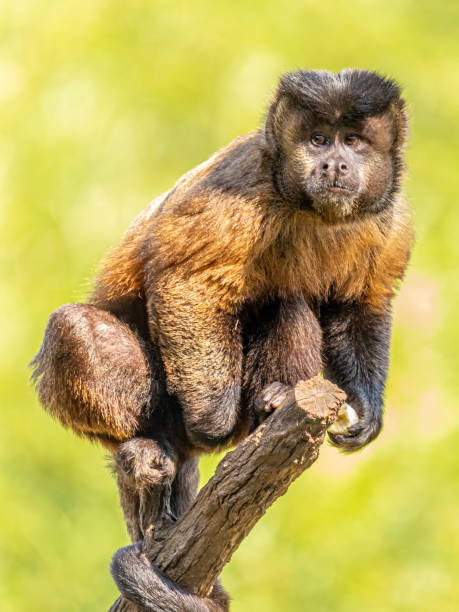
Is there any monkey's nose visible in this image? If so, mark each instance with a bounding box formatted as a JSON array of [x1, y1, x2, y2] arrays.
[[338, 161, 348, 175]]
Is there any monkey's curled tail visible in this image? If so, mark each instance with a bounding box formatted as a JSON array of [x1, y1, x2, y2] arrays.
[[110, 543, 229, 612]]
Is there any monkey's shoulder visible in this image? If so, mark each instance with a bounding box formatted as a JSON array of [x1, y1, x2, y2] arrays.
[[93, 132, 277, 307], [161, 130, 274, 215]]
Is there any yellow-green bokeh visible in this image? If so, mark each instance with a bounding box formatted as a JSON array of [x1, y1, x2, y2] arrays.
[[1, 1, 458, 610]]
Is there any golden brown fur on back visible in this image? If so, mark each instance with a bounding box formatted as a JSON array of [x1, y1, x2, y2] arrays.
[[93, 130, 412, 315]]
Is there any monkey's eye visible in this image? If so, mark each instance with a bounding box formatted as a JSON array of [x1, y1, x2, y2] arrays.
[[311, 134, 327, 146], [345, 135, 360, 146]]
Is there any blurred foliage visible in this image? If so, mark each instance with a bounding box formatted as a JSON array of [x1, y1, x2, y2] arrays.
[[1, 0, 458, 610]]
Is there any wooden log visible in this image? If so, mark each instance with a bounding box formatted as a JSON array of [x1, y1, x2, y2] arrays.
[[110, 376, 345, 610]]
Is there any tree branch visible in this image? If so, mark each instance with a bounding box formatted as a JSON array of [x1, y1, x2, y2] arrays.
[[109, 376, 345, 610]]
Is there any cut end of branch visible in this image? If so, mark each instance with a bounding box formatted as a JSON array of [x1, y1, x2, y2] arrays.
[[293, 376, 346, 426]]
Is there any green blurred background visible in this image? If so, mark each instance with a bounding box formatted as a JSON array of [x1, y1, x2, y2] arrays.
[[1, 1, 458, 610]]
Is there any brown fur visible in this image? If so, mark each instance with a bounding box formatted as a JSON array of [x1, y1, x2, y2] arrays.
[[32, 110, 412, 452], [32, 304, 153, 440], [31, 68, 413, 608], [95, 129, 411, 315]]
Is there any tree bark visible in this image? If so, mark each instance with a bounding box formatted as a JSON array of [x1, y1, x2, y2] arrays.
[[110, 375, 345, 610]]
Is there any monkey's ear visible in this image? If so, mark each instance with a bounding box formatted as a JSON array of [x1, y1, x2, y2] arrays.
[[391, 100, 409, 150], [265, 92, 290, 154]]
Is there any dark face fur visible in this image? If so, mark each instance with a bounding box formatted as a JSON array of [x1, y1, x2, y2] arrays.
[[266, 69, 407, 222]]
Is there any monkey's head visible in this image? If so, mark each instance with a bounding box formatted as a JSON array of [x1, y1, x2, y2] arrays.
[[265, 69, 407, 222]]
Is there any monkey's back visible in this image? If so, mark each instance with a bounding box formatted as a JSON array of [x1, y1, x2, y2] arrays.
[[91, 129, 412, 317], [91, 132, 272, 310]]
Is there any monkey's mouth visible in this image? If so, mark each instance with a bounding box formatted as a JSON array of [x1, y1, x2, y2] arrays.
[[327, 184, 356, 193], [306, 180, 358, 197], [319, 181, 358, 194], [304, 181, 359, 221]]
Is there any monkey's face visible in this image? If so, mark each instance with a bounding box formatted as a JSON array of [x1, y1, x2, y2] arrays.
[[279, 112, 397, 222], [266, 70, 407, 223]]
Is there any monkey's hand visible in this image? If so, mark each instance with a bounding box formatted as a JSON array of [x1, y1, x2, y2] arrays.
[[254, 382, 291, 425], [327, 397, 382, 452], [115, 437, 177, 489]]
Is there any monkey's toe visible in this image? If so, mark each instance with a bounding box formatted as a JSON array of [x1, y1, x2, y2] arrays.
[[255, 382, 291, 418], [116, 437, 177, 488]]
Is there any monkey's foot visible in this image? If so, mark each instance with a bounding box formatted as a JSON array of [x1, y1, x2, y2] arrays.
[[116, 437, 177, 489], [255, 382, 291, 421]]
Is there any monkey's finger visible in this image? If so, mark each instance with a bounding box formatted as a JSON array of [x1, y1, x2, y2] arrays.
[[256, 382, 290, 414]]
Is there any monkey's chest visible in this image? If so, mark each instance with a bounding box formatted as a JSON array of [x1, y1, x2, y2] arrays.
[[254, 234, 373, 303]]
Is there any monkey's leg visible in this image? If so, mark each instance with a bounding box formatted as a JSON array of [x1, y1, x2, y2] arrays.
[[242, 297, 322, 426], [114, 437, 178, 542], [111, 458, 230, 611], [150, 285, 243, 450], [31, 303, 159, 441], [31, 304, 176, 542], [114, 452, 200, 546]]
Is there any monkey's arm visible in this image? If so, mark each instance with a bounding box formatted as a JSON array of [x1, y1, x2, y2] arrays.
[[150, 280, 243, 450], [319, 299, 392, 451]]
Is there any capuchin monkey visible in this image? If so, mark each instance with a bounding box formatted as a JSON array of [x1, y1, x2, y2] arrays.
[[31, 69, 413, 610]]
